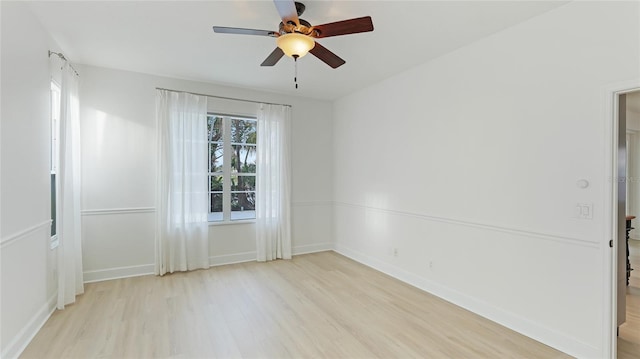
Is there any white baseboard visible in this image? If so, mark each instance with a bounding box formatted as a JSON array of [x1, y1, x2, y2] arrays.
[[208, 243, 333, 267], [292, 242, 333, 255], [83, 264, 155, 283], [1, 292, 57, 359], [83, 243, 334, 283], [333, 244, 598, 359], [209, 251, 256, 267]]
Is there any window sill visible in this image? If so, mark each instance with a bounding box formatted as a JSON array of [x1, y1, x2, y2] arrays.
[[50, 235, 59, 250], [208, 219, 256, 227]]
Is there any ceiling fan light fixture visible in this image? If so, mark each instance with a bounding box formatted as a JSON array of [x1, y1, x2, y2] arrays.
[[276, 33, 315, 58]]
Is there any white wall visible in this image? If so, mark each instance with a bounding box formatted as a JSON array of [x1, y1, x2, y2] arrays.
[[332, 2, 639, 358], [629, 110, 640, 131], [78, 65, 333, 281], [0, 2, 60, 357]]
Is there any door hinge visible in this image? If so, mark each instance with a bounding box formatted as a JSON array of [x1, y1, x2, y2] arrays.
[[609, 239, 613, 248]]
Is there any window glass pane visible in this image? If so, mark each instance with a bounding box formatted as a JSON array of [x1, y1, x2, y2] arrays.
[[231, 192, 255, 211], [231, 175, 255, 191], [231, 119, 256, 144], [231, 145, 256, 173], [207, 116, 223, 141], [208, 115, 257, 222], [210, 193, 223, 217], [210, 175, 223, 192], [230, 192, 256, 220], [209, 143, 223, 172]]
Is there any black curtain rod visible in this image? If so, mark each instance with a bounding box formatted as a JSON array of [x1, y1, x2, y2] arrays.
[[48, 50, 80, 77], [155, 87, 292, 108]]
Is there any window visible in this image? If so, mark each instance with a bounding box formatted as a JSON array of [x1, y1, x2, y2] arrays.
[[50, 81, 60, 238], [208, 114, 257, 222]]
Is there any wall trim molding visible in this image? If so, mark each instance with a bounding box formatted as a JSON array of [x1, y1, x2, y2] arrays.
[[0, 220, 51, 249], [2, 292, 57, 359], [333, 244, 598, 359], [81, 207, 156, 216], [83, 264, 155, 283], [334, 201, 599, 249], [81, 202, 329, 216]]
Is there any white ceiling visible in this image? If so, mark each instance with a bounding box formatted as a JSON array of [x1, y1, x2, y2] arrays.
[[28, 0, 568, 101]]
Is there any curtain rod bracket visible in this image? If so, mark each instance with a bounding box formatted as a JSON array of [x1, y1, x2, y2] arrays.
[[48, 50, 80, 77]]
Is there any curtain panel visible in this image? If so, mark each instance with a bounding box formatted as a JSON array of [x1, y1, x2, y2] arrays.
[[57, 62, 84, 309], [256, 104, 292, 261], [155, 90, 210, 275]]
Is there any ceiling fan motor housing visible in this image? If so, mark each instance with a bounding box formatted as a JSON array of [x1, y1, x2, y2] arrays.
[[279, 18, 316, 36]]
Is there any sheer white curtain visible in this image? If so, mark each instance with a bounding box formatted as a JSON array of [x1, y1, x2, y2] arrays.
[[57, 62, 83, 309], [256, 104, 292, 261], [156, 90, 210, 275]]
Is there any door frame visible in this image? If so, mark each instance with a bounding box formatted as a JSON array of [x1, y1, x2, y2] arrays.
[[605, 81, 640, 358]]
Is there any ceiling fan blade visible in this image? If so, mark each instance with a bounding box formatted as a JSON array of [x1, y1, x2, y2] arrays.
[[212, 26, 277, 37], [309, 42, 345, 69], [273, 0, 299, 25], [261, 48, 285, 66], [311, 16, 374, 38]]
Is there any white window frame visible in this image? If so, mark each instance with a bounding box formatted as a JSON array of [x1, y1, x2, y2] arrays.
[[208, 114, 257, 224], [50, 81, 61, 248]]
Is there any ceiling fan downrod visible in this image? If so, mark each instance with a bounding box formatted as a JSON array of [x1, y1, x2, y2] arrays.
[[293, 54, 299, 89]]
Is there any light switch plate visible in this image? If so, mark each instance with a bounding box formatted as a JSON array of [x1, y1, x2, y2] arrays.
[[576, 203, 593, 219]]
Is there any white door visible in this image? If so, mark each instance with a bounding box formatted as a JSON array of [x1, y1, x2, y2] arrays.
[[617, 93, 627, 327]]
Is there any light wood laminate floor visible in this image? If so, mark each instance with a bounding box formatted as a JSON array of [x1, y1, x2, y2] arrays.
[[22, 251, 569, 358], [619, 238, 640, 358]]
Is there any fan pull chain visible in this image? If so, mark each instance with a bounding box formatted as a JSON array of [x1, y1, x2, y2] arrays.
[[293, 55, 299, 89]]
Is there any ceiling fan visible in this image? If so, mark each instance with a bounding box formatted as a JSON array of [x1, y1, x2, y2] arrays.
[[212, 0, 374, 69]]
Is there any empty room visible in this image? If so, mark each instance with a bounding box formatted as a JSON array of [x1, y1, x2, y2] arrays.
[[2, 1, 640, 358]]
